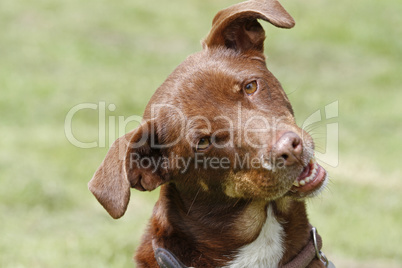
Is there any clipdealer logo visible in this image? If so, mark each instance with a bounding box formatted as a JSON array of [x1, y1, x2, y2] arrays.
[[64, 101, 339, 168]]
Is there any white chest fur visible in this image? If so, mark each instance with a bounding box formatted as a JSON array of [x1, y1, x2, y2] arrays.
[[223, 205, 284, 268]]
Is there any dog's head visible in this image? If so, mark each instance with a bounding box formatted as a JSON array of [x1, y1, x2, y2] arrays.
[[89, 0, 327, 219]]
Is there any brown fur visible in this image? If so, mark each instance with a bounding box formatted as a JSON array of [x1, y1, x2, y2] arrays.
[[89, 0, 326, 267]]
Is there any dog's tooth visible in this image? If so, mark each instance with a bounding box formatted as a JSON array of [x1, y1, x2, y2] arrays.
[[311, 170, 316, 179], [293, 181, 300, 187], [299, 180, 306, 186]]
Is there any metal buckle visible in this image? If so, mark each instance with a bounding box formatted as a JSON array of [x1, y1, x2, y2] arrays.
[[312, 227, 330, 267]]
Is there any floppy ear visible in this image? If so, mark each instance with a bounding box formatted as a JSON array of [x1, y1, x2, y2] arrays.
[[203, 0, 295, 53], [88, 120, 169, 219]]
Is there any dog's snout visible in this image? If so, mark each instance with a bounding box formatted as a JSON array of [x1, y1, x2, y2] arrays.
[[273, 131, 303, 166]]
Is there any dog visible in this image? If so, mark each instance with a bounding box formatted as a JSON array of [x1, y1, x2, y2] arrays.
[[88, 0, 331, 267]]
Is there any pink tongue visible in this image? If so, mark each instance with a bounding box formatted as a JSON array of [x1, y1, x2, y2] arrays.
[[297, 164, 311, 181]]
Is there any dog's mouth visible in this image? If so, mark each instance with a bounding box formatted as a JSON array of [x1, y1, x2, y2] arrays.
[[290, 158, 327, 195]]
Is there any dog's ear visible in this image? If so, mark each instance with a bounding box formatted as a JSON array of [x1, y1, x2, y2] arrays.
[[203, 0, 295, 53], [88, 119, 168, 219]]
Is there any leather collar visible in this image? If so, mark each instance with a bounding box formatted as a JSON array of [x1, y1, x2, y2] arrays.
[[152, 226, 332, 268]]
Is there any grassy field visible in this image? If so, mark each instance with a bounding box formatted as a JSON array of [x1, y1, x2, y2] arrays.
[[1, 0, 401, 267]]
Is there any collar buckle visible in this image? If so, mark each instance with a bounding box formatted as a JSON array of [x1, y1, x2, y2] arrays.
[[312, 227, 331, 267]]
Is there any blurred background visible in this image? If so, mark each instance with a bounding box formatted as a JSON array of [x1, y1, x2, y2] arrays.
[[1, 0, 401, 267]]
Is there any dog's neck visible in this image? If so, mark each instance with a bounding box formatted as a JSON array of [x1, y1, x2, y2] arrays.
[[138, 183, 313, 267]]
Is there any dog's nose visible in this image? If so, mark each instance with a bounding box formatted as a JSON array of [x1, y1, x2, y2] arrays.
[[273, 131, 303, 166]]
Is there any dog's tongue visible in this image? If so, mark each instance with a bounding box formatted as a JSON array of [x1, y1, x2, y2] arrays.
[[292, 159, 327, 193]]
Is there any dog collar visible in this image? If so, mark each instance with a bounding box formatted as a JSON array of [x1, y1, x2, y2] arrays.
[[152, 240, 189, 268], [280, 226, 334, 268], [152, 226, 334, 268]]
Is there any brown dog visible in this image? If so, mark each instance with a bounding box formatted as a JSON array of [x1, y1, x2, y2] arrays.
[[89, 0, 331, 267]]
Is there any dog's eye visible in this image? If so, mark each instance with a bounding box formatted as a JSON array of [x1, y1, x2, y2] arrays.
[[196, 137, 211, 151], [244, 81, 258, 95]]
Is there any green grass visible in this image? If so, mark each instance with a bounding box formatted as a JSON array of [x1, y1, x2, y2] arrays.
[[1, 0, 401, 267]]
